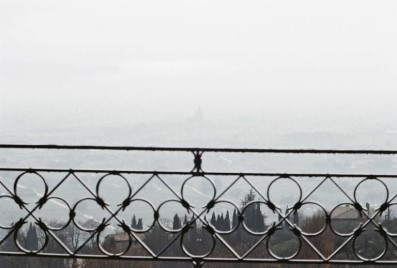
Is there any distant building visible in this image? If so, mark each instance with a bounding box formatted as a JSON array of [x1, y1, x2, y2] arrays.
[[105, 233, 145, 250], [191, 107, 204, 123], [332, 205, 363, 221], [331, 203, 378, 222]]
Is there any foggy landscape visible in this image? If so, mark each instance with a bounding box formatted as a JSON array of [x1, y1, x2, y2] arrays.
[[1, 1, 397, 267], [1, 0, 397, 149]]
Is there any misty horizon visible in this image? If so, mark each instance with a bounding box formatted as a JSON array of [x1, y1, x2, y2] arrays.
[[1, 0, 397, 148]]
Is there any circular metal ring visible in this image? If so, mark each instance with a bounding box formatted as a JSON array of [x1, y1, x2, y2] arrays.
[[14, 221, 48, 254], [97, 228, 132, 257], [96, 173, 132, 207], [157, 199, 190, 233], [36, 197, 73, 231], [329, 203, 365, 237], [13, 171, 49, 206], [0, 195, 22, 229], [181, 175, 216, 209], [241, 200, 274, 236], [180, 226, 216, 258], [352, 229, 387, 261], [122, 198, 156, 233], [72, 198, 107, 232], [266, 229, 301, 260], [206, 200, 241, 235], [267, 176, 302, 208], [353, 176, 389, 209], [293, 201, 329, 237]]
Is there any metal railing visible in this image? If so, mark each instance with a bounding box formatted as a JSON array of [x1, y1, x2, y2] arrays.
[[1, 144, 397, 267]]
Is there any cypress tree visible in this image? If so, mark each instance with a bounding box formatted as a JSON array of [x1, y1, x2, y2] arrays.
[[240, 188, 257, 230], [241, 188, 256, 208], [216, 214, 221, 230], [131, 215, 137, 229], [173, 214, 182, 230], [255, 203, 265, 231], [183, 214, 188, 226], [246, 204, 255, 230], [137, 218, 143, 230], [210, 212, 216, 227], [232, 209, 238, 229], [225, 211, 231, 231], [26, 223, 38, 251]]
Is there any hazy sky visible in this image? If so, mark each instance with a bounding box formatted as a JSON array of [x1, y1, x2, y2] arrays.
[[1, 1, 397, 141]]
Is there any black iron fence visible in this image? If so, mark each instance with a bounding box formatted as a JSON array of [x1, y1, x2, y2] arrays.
[[1, 144, 397, 267]]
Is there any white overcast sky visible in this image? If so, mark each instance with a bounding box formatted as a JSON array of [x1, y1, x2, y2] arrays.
[[1, 0, 397, 137]]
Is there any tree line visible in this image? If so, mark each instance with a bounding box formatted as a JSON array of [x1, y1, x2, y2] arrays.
[[4, 188, 393, 268]]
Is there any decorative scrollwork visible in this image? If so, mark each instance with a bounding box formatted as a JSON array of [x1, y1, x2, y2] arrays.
[[1, 145, 397, 267]]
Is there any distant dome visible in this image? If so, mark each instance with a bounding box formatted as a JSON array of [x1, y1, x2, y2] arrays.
[[191, 107, 204, 122]]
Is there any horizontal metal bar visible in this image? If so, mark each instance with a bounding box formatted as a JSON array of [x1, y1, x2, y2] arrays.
[[1, 144, 397, 154], [0, 167, 397, 178], [1, 252, 397, 266]]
